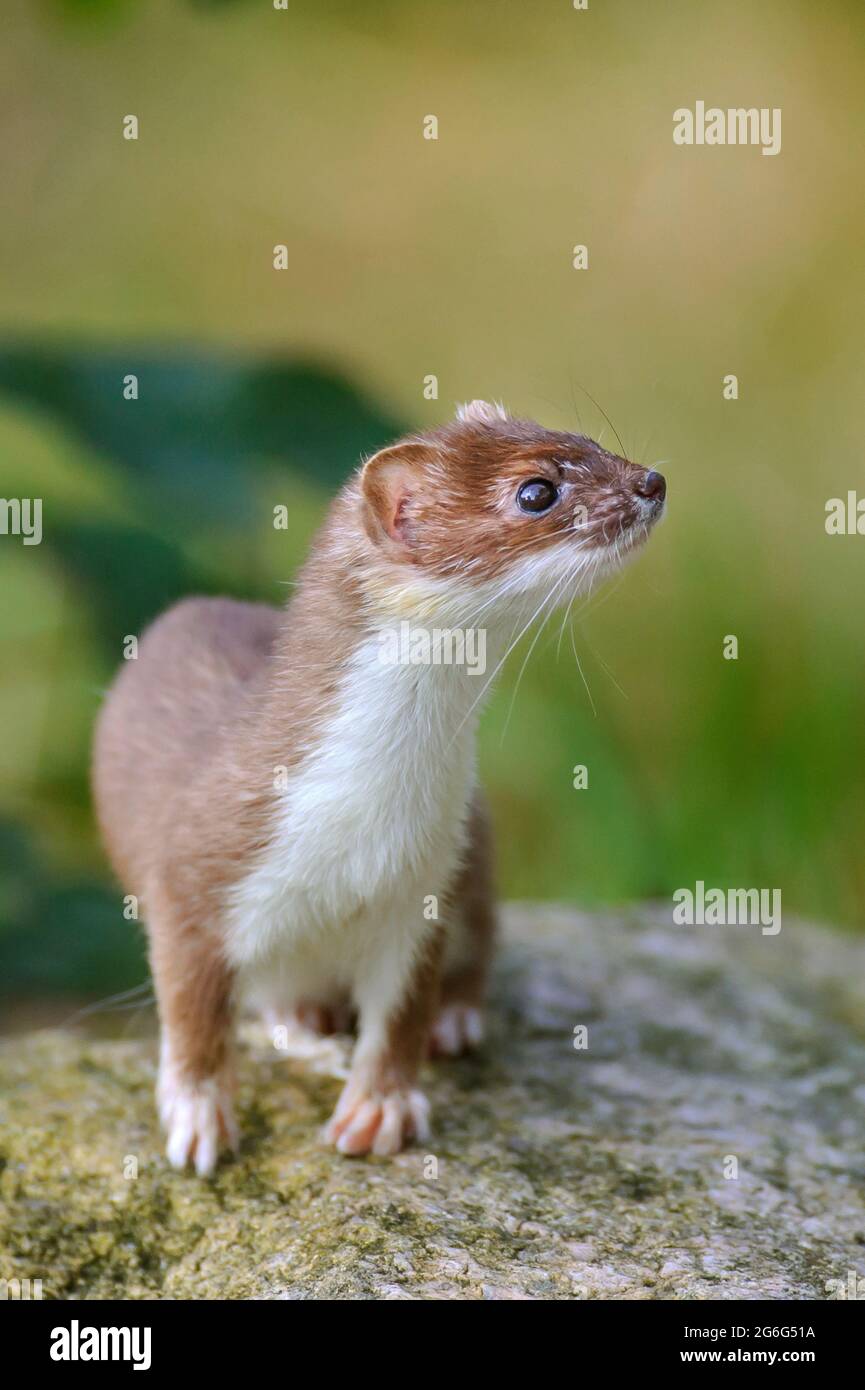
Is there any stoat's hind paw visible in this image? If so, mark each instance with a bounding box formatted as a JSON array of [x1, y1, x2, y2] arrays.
[[294, 1001, 354, 1036], [428, 1003, 484, 1057], [325, 1086, 430, 1157], [264, 1000, 354, 1038], [158, 1074, 238, 1177]]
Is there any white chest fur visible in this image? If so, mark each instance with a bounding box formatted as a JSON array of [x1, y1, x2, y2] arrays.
[[223, 632, 480, 980]]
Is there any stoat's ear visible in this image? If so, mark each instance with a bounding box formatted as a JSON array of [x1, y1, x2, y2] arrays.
[[456, 399, 508, 425], [360, 443, 429, 555]]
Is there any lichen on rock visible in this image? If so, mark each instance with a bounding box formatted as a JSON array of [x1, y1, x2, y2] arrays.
[[2, 905, 865, 1299]]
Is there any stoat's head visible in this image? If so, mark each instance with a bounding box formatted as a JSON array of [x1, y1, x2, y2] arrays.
[[359, 400, 665, 615]]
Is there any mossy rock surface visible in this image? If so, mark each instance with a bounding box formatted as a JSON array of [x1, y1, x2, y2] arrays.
[[2, 905, 865, 1300]]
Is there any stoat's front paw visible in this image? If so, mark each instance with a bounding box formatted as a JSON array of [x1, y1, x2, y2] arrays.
[[325, 1083, 430, 1157], [428, 1003, 484, 1057], [158, 1071, 238, 1177]]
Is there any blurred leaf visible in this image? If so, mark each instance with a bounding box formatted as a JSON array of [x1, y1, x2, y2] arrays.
[[0, 344, 404, 533], [45, 514, 275, 657], [0, 820, 144, 994], [0, 821, 39, 931], [49, 520, 198, 646], [46, 0, 138, 26], [0, 885, 144, 995]]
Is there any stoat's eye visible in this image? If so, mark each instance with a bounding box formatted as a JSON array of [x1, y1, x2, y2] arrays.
[[516, 478, 558, 513]]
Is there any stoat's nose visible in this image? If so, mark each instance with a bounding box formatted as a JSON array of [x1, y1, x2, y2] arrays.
[[634, 469, 666, 502]]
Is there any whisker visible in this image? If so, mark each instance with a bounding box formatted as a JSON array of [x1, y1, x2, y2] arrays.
[[434, 521, 579, 576], [582, 634, 629, 700], [568, 617, 597, 717], [567, 371, 585, 435], [555, 564, 585, 662], [570, 378, 627, 460], [446, 561, 579, 748], [571, 566, 628, 622], [62, 982, 156, 1028], [499, 553, 588, 743]]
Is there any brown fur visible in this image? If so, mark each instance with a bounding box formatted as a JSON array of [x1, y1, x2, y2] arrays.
[[92, 405, 663, 1169], [360, 414, 655, 579]]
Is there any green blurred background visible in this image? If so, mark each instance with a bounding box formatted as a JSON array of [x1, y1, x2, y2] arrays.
[[1, 0, 864, 1025]]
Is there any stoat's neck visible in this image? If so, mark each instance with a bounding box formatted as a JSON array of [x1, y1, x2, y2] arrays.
[[256, 581, 486, 912], [259, 510, 507, 786]]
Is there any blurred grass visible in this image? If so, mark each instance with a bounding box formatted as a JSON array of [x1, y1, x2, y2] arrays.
[[1, 0, 864, 1007]]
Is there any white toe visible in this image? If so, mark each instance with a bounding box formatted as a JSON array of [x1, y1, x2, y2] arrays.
[[431, 1004, 484, 1056], [159, 1073, 235, 1177]]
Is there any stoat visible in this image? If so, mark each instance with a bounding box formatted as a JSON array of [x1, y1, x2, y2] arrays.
[[92, 400, 666, 1174]]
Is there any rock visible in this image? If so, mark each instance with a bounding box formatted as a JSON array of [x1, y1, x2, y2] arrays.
[[2, 904, 865, 1300]]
